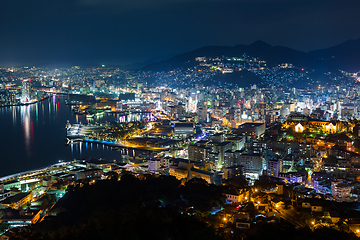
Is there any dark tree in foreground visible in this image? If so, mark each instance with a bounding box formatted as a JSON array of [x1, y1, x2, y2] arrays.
[[12, 175, 221, 240]]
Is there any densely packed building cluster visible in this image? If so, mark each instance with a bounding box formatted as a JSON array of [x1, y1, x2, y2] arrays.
[[1, 56, 360, 237]]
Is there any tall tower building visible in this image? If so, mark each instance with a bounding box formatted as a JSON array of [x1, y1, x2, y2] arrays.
[[21, 79, 31, 103], [198, 107, 207, 123]]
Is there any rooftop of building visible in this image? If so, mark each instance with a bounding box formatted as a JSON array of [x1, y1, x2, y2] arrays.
[[212, 141, 231, 146], [2, 179, 20, 185], [1, 209, 40, 220], [85, 159, 113, 165], [240, 153, 262, 156], [239, 123, 264, 128], [190, 168, 215, 176], [174, 123, 194, 128], [78, 168, 102, 173], [224, 188, 240, 195], [0, 192, 31, 204]]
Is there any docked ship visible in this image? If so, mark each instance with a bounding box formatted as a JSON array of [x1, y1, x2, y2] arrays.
[[65, 121, 85, 145], [66, 120, 71, 131]]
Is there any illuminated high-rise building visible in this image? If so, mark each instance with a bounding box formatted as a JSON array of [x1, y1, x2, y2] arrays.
[[198, 107, 207, 123], [21, 79, 31, 103], [187, 96, 197, 113]]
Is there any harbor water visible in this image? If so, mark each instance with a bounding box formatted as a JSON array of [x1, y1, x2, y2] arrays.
[[0, 95, 149, 178]]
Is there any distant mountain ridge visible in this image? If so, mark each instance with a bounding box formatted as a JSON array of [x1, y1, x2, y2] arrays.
[[308, 38, 360, 72], [143, 39, 360, 72]]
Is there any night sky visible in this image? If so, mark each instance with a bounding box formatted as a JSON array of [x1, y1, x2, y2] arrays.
[[1, 0, 360, 66]]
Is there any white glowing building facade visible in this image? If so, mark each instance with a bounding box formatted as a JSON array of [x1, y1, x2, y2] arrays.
[[21, 79, 31, 103]]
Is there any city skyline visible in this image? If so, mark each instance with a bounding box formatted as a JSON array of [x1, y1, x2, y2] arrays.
[[2, 1, 360, 238], [1, 0, 360, 66], [1, 52, 360, 238]]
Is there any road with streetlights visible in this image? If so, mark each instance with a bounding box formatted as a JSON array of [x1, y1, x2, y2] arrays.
[[270, 204, 306, 229]]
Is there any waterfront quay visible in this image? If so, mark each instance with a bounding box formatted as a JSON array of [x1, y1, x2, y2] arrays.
[[65, 119, 166, 151], [0, 158, 122, 231], [0, 95, 50, 107]]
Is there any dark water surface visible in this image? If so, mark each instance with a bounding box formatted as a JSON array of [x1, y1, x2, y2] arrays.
[[0, 95, 126, 177]]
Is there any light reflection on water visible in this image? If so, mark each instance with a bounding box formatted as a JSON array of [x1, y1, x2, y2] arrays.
[[22, 106, 31, 157], [0, 96, 152, 177]]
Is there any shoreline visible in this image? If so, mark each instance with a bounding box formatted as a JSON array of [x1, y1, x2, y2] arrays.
[[66, 137, 164, 151], [0, 161, 71, 182], [0, 95, 51, 108]]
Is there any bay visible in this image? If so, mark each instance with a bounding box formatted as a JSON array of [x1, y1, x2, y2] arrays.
[[0, 95, 135, 178]]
